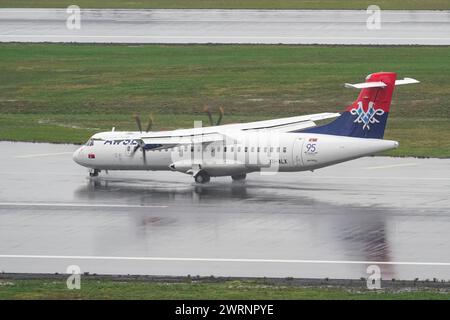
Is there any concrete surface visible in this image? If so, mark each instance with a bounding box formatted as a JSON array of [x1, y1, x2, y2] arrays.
[[0, 141, 449, 280], [1, 9, 450, 44]]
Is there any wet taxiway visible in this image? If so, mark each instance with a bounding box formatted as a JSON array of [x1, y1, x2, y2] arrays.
[[0, 141, 449, 280]]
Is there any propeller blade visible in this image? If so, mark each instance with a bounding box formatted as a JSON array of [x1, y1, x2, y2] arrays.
[[134, 114, 143, 133], [131, 139, 147, 164], [145, 114, 154, 132], [131, 139, 142, 156], [203, 105, 214, 126], [216, 106, 224, 125]]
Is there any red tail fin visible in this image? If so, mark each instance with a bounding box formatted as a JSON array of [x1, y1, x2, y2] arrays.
[[346, 72, 397, 114], [300, 72, 419, 138], [301, 72, 396, 139]]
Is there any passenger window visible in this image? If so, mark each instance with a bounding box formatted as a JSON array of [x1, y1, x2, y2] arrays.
[[270, 147, 273, 153], [277, 147, 280, 153], [237, 147, 241, 152], [224, 147, 227, 152], [251, 147, 254, 152], [244, 147, 248, 152], [257, 147, 260, 152], [283, 147, 287, 153]]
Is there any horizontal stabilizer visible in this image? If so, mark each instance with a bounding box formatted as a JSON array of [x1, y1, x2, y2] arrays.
[[394, 77, 420, 86], [345, 77, 419, 89], [345, 81, 386, 89]]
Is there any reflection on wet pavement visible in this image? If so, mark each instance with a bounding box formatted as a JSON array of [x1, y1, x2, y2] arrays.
[[0, 142, 449, 280]]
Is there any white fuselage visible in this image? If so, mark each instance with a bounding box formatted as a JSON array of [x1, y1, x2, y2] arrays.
[[73, 129, 398, 177]]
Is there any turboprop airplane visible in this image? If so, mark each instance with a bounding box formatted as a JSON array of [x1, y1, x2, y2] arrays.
[[73, 72, 419, 183]]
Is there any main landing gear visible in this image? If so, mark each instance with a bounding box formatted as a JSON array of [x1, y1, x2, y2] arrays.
[[89, 169, 100, 177], [194, 172, 247, 183], [194, 172, 210, 184], [231, 173, 247, 181]]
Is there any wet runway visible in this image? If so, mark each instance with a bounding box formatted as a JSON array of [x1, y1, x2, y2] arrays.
[[1, 9, 450, 45], [0, 141, 450, 280]]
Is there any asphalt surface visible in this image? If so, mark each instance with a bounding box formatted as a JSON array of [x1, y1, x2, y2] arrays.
[[1, 9, 450, 45], [0, 141, 449, 280]]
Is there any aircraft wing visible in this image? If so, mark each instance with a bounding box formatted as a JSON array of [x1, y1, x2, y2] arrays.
[[139, 132, 234, 150], [216, 112, 340, 133], [136, 112, 340, 149]]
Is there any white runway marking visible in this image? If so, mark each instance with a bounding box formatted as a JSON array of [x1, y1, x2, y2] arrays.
[[14, 152, 74, 159], [0, 255, 449, 267], [0, 202, 167, 208], [364, 163, 418, 170]]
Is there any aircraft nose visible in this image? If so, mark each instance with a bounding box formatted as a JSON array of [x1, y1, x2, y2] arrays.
[[73, 147, 82, 164]]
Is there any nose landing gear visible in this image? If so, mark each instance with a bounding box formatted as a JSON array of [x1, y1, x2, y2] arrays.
[[89, 169, 100, 177]]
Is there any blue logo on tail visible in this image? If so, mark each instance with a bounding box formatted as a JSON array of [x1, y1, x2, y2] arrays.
[[350, 101, 384, 130], [297, 100, 389, 139]]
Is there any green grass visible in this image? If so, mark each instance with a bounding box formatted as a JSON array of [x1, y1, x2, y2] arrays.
[[0, 279, 449, 299], [1, 0, 449, 10], [1, 44, 449, 157]]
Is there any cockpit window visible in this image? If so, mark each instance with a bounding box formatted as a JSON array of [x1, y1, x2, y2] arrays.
[[85, 139, 94, 146]]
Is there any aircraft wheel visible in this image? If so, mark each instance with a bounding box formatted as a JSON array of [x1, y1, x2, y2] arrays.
[[231, 173, 247, 181], [195, 172, 210, 184]]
